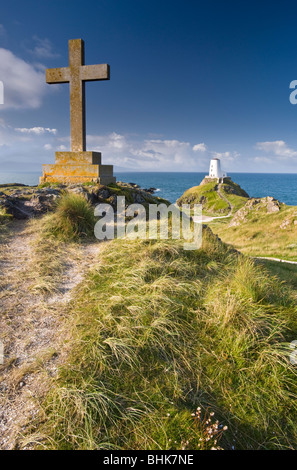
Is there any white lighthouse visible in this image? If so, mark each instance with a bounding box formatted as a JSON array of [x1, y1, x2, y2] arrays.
[[207, 158, 227, 182]]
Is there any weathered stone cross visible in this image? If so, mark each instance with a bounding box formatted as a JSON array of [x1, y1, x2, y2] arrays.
[[46, 39, 110, 152], [40, 39, 115, 185]]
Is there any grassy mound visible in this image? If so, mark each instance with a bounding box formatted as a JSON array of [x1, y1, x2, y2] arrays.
[[26, 228, 297, 450], [44, 193, 96, 240], [177, 179, 248, 216], [210, 199, 297, 261]]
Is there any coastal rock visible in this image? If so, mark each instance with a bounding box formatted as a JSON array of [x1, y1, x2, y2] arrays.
[[0, 192, 59, 219], [0, 182, 169, 220], [24, 194, 59, 214], [280, 218, 291, 230], [143, 187, 157, 194], [266, 196, 280, 213], [0, 197, 31, 219], [229, 197, 281, 227]]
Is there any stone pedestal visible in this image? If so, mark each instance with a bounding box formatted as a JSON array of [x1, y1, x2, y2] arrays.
[[40, 151, 116, 185]]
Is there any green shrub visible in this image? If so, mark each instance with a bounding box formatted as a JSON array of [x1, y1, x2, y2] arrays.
[[45, 193, 96, 240]]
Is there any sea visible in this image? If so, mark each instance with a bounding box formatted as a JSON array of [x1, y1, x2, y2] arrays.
[[1, 171, 297, 206]]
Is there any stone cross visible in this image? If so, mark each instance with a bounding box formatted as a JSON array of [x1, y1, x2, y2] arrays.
[[46, 39, 110, 152]]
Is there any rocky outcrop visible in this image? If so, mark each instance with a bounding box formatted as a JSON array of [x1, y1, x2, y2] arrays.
[[229, 197, 281, 227], [0, 183, 166, 220], [0, 188, 61, 219], [279, 211, 297, 230]]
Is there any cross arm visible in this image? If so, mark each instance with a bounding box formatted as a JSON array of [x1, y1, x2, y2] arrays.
[[80, 64, 110, 82], [46, 67, 70, 84]]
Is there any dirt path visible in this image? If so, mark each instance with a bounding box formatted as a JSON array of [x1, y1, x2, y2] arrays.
[[254, 256, 297, 265], [193, 184, 234, 224], [0, 220, 102, 449], [195, 213, 232, 223], [217, 183, 233, 216]]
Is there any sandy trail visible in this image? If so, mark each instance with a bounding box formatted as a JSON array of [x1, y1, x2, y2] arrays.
[[192, 183, 234, 224], [0, 220, 102, 449], [254, 256, 297, 265]]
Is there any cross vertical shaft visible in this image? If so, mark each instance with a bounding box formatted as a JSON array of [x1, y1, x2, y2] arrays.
[[46, 38, 110, 153], [69, 39, 86, 152]]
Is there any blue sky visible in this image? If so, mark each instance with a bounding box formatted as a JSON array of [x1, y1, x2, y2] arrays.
[[1, 0, 297, 172]]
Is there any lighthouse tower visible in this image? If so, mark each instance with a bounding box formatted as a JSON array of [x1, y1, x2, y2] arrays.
[[207, 158, 227, 182]]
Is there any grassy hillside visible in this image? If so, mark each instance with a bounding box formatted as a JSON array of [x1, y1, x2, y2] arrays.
[[257, 258, 297, 294], [19, 201, 297, 450], [177, 179, 248, 216], [210, 198, 297, 261]]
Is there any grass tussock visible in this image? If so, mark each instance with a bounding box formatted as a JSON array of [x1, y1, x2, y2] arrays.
[[0, 208, 12, 239], [44, 193, 96, 241], [24, 194, 97, 294], [24, 227, 297, 450]]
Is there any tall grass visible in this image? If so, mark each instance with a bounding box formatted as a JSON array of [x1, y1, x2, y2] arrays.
[[25, 228, 297, 450], [0, 208, 12, 240], [44, 193, 96, 241]]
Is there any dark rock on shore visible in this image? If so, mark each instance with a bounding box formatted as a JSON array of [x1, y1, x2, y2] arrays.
[[143, 187, 157, 194]]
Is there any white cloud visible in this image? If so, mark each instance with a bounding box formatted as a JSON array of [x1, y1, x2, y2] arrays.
[[0, 122, 59, 155], [0, 48, 47, 109], [29, 36, 59, 59], [193, 143, 207, 152], [85, 133, 243, 171], [137, 139, 191, 166], [88, 132, 129, 151], [15, 127, 57, 135], [211, 150, 240, 161], [255, 140, 297, 159], [86, 133, 207, 170], [254, 156, 273, 164], [0, 120, 59, 171], [44, 144, 52, 150], [0, 121, 243, 173]]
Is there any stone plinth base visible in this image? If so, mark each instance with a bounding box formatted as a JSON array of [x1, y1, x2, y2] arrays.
[[202, 176, 231, 185], [40, 151, 116, 185]]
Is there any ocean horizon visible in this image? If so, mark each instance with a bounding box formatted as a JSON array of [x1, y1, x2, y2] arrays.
[[1, 171, 297, 206]]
